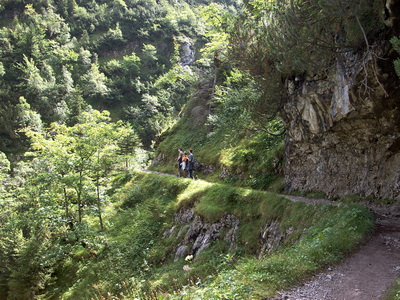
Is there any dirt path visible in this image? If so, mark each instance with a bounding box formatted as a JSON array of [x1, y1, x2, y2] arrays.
[[275, 225, 400, 300], [142, 170, 400, 299], [277, 195, 400, 300]]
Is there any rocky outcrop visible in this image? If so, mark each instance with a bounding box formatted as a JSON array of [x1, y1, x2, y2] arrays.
[[259, 221, 293, 258], [163, 208, 240, 261], [180, 41, 195, 66], [283, 42, 400, 200], [164, 208, 292, 261]]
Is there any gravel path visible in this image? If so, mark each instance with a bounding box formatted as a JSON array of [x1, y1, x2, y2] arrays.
[[276, 227, 400, 300], [276, 195, 400, 300]]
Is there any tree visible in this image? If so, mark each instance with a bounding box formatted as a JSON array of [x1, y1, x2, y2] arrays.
[[117, 125, 141, 168], [209, 68, 285, 137], [228, 0, 385, 125], [81, 63, 109, 97], [26, 110, 136, 229]]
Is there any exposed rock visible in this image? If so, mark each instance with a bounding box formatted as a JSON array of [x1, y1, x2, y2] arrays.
[[190, 105, 209, 127], [165, 208, 290, 261], [175, 208, 195, 223], [163, 225, 177, 238], [218, 165, 246, 180], [259, 221, 293, 258], [223, 215, 240, 250], [195, 163, 216, 175], [384, 0, 400, 32], [283, 42, 400, 201], [174, 245, 189, 261], [180, 41, 195, 66]]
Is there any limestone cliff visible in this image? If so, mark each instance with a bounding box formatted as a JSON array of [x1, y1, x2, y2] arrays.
[[283, 40, 400, 200]]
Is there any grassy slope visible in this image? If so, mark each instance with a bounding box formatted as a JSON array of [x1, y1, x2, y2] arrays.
[[50, 171, 374, 299], [151, 83, 285, 192]]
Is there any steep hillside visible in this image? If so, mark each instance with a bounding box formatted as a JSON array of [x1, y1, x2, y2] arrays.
[[1, 1, 400, 299], [39, 171, 373, 299], [154, 0, 400, 205], [0, 0, 237, 152], [152, 78, 285, 191]]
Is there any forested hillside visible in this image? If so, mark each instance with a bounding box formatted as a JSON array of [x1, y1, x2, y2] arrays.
[[1, 0, 400, 299], [0, 0, 237, 151]]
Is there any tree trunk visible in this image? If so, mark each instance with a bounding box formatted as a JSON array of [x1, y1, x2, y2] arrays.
[[63, 186, 73, 229], [77, 170, 83, 223], [96, 178, 104, 231]]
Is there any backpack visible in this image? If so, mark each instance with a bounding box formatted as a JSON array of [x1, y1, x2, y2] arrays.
[[188, 154, 196, 170]]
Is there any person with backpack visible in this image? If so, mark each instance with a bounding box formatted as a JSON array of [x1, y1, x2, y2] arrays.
[[181, 152, 188, 177], [176, 148, 184, 177], [187, 149, 195, 179]]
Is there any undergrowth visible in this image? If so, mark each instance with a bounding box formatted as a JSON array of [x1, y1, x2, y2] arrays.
[[153, 117, 285, 192], [384, 279, 400, 300], [168, 204, 374, 299], [48, 171, 374, 299]]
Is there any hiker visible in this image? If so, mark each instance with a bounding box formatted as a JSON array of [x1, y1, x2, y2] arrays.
[[181, 152, 188, 177], [187, 149, 195, 179], [176, 148, 184, 177]]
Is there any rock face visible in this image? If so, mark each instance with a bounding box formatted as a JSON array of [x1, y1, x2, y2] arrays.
[[164, 208, 291, 261], [283, 43, 400, 200], [180, 41, 195, 66]]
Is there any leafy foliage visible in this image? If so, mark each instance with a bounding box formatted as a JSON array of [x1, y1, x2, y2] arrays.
[[41, 172, 372, 299], [25, 110, 139, 227], [0, 1, 392, 299], [228, 0, 385, 121], [0, 0, 235, 151]]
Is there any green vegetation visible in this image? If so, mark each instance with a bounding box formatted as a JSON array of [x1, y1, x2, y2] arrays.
[[286, 190, 328, 200], [152, 69, 285, 190], [0, 159, 375, 299], [0, 0, 239, 151], [391, 36, 400, 78], [46, 172, 375, 298], [0, 0, 396, 299], [385, 279, 400, 300], [336, 194, 397, 205], [171, 207, 373, 299]]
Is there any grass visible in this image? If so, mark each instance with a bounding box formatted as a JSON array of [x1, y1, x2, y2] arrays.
[[339, 194, 397, 205], [152, 116, 285, 192], [150, 83, 286, 192], [168, 205, 374, 299], [284, 190, 328, 199], [47, 172, 374, 299], [384, 279, 400, 300]]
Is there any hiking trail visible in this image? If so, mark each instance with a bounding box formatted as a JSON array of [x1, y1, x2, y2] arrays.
[[142, 169, 400, 299]]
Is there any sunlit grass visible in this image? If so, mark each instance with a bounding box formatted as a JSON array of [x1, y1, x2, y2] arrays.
[[176, 179, 212, 209], [52, 172, 374, 299]]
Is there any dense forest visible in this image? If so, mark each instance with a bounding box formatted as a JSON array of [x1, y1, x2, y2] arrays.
[[1, 0, 399, 299], [0, 0, 239, 152]]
